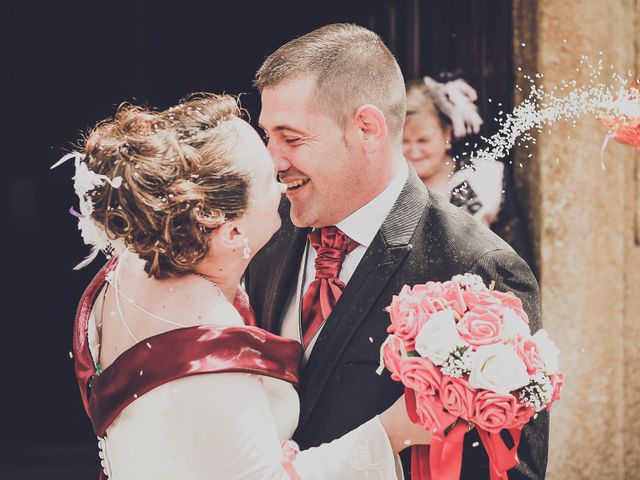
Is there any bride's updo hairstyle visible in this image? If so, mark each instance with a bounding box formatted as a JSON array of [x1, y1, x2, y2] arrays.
[[83, 94, 250, 279]]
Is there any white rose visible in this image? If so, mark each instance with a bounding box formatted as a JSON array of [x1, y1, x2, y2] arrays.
[[469, 343, 530, 395], [500, 308, 530, 342], [532, 329, 561, 373], [414, 309, 466, 366]]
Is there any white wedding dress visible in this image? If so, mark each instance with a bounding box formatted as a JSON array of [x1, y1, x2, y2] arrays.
[[87, 290, 402, 479]]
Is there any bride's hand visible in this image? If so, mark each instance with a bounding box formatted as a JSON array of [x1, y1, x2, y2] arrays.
[[378, 394, 432, 453]]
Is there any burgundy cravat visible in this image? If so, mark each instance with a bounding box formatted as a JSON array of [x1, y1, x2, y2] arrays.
[[301, 226, 359, 348]]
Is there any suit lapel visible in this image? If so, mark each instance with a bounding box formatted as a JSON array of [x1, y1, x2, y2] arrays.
[[262, 217, 309, 334], [297, 170, 430, 431]]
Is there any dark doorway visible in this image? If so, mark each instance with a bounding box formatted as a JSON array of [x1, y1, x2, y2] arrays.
[[2, 1, 515, 477]]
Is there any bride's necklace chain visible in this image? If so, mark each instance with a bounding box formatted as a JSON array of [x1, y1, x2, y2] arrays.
[[110, 252, 227, 342], [192, 271, 226, 299]]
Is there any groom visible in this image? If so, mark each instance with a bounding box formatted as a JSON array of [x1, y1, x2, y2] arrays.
[[246, 23, 548, 479]]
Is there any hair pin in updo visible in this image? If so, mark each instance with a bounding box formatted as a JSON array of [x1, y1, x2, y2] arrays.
[[199, 208, 226, 229], [118, 142, 139, 158]]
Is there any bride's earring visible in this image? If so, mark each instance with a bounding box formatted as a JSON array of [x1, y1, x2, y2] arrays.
[[242, 237, 251, 259]]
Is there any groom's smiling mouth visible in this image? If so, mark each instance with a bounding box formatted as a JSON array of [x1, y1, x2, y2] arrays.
[[282, 178, 310, 192]]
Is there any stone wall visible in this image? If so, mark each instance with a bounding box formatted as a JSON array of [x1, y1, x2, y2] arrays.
[[513, 0, 640, 478]]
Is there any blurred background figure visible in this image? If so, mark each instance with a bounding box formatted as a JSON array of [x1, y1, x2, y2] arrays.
[[404, 75, 532, 265], [404, 76, 501, 226]]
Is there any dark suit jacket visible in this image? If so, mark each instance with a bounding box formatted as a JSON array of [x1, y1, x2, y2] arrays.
[[245, 168, 548, 479]]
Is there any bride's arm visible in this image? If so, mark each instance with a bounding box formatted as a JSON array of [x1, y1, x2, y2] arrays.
[[112, 371, 402, 480], [291, 393, 431, 479], [107, 306, 425, 479], [291, 415, 401, 479]]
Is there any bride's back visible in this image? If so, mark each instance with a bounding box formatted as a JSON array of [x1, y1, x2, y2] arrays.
[[97, 253, 241, 369], [71, 95, 254, 370]]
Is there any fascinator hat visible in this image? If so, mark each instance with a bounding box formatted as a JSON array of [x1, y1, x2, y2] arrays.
[[422, 76, 483, 139], [416, 76, 502, 227]]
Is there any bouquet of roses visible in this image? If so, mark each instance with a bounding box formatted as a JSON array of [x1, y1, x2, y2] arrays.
[[377, 273, 563, 480]]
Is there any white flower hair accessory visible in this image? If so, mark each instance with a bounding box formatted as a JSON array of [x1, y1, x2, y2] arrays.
[[423, 76, 484, 139], [51, 151, 124, 269]]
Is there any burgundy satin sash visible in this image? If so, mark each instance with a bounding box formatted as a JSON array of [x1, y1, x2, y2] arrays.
[[73, 257, 302, 437]]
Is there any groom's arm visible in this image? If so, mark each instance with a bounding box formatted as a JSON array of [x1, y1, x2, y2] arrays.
[[468, 249, 549, 480]]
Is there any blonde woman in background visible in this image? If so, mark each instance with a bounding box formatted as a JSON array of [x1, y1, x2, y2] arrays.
[[403, 77, 534, 266], [403, 77, 503, 227]]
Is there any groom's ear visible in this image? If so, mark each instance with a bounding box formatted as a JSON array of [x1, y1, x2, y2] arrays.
[[353, 104, 387, 153]]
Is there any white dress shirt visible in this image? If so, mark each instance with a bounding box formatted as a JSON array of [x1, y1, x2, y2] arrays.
[[280, 160, 409, 361]]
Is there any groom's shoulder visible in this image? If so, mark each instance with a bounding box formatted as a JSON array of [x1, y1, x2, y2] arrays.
[[417, 191, 515, 263]]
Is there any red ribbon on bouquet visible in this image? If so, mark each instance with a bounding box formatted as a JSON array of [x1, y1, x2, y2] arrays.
[[476, 428, 522, 480], [404, 387, 522, 480]]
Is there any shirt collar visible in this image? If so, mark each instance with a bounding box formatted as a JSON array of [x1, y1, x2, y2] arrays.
[[336, 159, 409, 248]]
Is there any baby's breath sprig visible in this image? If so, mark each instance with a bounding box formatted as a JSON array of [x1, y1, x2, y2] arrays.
[[441, 345, 473, 378], [518, 372, 553, 412]]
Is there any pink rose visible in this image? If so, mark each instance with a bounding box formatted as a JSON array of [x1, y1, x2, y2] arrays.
[[457, 306, 505, 347], [400, 357, 449, 431], [382, 336, 404, 382], [388, 295, 429, 346], [412, 283, 447, 314], [514, 336, 545, 375], [440, 281, 467, 315], [418, 295, 445, 314], [415, 390, 456, 432], [412, 282, 445, 298], [462, 289, 502, 313], [507, 401, 535, 429], [492, 290, 529, 324], [547, 372, 565, 410], [400, 357, 442, 403], [473, 390, 518, 433], [440, 375, 476, 421]]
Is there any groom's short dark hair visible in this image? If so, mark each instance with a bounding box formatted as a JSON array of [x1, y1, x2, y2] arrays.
[[255, 23, 406, 143]]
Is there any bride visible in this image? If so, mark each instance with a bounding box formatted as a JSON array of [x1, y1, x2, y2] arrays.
[[59, 94, 431, 479]]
